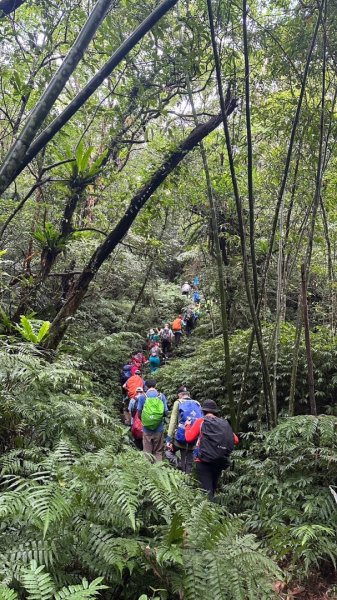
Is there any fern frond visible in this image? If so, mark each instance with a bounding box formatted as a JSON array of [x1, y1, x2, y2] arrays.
[[0, 585, 18, 600], [20, 560, 54, 600]]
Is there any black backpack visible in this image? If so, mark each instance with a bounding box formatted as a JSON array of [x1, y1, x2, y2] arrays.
[[199, 416, 234, 462]]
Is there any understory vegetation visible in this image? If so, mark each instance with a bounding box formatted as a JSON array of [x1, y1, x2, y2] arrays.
[[1, 0, 337, 597]]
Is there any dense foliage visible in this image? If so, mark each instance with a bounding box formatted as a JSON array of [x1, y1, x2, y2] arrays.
[[1, 0, 337, 597]]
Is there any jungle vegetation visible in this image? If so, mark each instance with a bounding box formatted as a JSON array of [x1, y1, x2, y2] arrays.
[[0, 0, 337, 598]]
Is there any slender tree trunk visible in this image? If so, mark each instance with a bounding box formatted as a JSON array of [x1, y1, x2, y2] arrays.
[[273, 174, 285, 416], [260, 2, 323, 299], [186, 76, 235, 425], [206, 0, 275, 427], [289, 293, 302, 416], [320, 195, 335, 335], [44, 106, 237, 349], [2, 0, 181, 190], [125, 211, 168, 323], [0, 0, 114, 194], [301, 264, 317, 416], [242, 0, 258, 306], [233, 3, 322, 426]]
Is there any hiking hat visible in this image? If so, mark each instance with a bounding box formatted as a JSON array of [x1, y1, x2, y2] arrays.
[[201, 399, 220, 414], [136, 386, 143, 392], [178, 386, 189, 394], [135, 369, 141, 374]]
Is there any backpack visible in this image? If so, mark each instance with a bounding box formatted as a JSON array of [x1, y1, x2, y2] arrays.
[[131, 412, 143, 440], [198, 416, 234, 462], [175, 399, 203, 444], [172, 318, 182, 331], [161, 328, 171, 341], [185, 311, 194, 324], [141, 393, 165, 430], [120, 365, 132, 384]]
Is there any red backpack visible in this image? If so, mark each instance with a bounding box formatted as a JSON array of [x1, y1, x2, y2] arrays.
[[131, 412, 143, 440]]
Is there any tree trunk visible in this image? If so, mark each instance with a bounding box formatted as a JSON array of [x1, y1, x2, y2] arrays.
[[301, 264, 317, 416], [44, 105, 237, 349], [125, 210, 168, 323], [206, 0, 275, 427], [243, 0, 258, 306], [186, 76, 235, 426], [0, 0, 113, 195], [288, 293, 302, 416], [4, 0, 181, 190]]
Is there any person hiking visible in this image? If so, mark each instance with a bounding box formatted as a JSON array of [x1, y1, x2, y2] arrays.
[[129, 386, 144, 450], [185, 399, 239, 500], [184, 308, 195, 336], [147, 329, 156, 349], [193, 289, 201, 305], [166, 386, 203, 473], [131, 351, 147, 372], [149, 347, 161, 372], [181, 281, 191, 296], [120, 363, 132, 387], [193, 275, 200, 288], [123, 370, 144, 399], [137, 379, 168, 461], [159, 324, 173, 359], [172, 315, 183, 346]]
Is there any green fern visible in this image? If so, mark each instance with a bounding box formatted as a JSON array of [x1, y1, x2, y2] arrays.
[[0, 585, 18, 600], [20, 561, 54, 600], [54, 578, 107, 599]]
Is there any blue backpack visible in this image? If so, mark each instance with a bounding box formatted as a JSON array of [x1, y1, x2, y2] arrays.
[[175, 399, 203, 444]]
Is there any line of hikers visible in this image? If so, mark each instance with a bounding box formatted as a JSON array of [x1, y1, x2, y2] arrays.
[[122, 375, 238, 500], [147, 308, 200, 362], [119, 277, 239, 500]]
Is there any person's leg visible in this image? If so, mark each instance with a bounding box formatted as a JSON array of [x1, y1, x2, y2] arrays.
[[162, 340, 168, 358], [211, 464, 223, 497], [195, 461, 214, 500], [152, 432, 164, 461], [180, 449, 194, 474], [134, 438, 143, 450], [142, 432, 152, 455], [211, 461, 228, 497]]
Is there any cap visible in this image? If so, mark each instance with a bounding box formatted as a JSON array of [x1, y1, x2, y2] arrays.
[[135, 369, 141, 374], [178, 386, 188, 394], [136, 386, 143, 392], [201, 399, 220, 414]]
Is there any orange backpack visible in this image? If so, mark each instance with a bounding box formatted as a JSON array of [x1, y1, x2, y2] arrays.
[[172, 318, 182, 331]]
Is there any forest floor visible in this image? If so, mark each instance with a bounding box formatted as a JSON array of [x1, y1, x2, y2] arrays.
[[275, 572, 337, 599]]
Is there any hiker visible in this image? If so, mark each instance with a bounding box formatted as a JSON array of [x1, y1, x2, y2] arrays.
[[172, 315, 183, 346], [147, 329, 156, 348], [193, 275, 200, 288], [159, 324, 173, 359], [131, 351, 147, 372], [137, 379, 168, 461], [123, 369, 144, 399], [166, 386, 203, 473], [185, 399, 239, 500], [184, 308, 195, 336], [193, 289, 201, 305], [181, 281, 191, 295], [120, 363, 132, 387], [129, 386, 144, 450], [149, 347, 161, 372]]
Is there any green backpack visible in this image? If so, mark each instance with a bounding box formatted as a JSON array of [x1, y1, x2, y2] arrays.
[[141, 393, 165, 430]]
